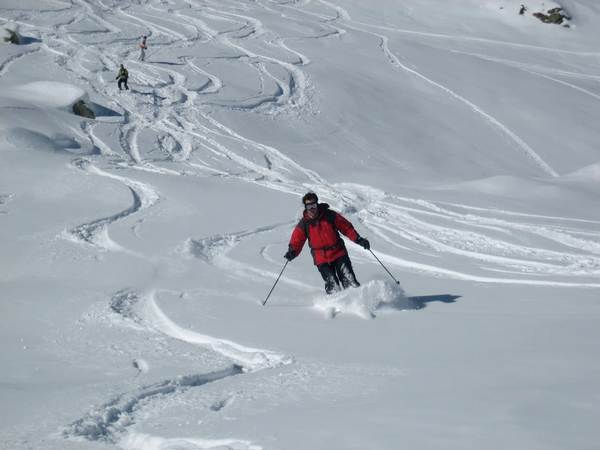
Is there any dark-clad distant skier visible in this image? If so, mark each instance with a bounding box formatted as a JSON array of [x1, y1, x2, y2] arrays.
[[285, 192, 370, 294], [116, 64, 129, 90]]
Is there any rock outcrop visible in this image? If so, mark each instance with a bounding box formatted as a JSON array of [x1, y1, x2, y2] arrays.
[[533, 7, 571, 26], [72, 100, 96, 119], [1, 23, 22, 44]]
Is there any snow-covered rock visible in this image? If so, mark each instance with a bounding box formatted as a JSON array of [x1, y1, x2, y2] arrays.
[[3, 81, 96, 118], [1, 1, 600, 449], [9, 81, 87, 110]]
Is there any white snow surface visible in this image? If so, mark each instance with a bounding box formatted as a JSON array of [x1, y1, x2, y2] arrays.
[[1, 1, 600, 449], [4, 81, 87, 110]]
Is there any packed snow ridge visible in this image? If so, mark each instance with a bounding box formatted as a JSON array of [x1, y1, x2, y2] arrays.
[[2, 0, 600, 449]]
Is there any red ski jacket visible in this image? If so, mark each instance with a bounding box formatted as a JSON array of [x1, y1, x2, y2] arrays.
[[288, 204, 360, 266]]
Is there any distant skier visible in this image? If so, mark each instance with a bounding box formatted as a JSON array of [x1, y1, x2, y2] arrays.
[[519, 4, 527, 15], [116, 64, 129, 90], [285, 192, 370, 294], [139, 35, 147, 61]]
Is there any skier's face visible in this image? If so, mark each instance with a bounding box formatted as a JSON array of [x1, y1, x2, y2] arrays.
[[305, 201, 318, 218]]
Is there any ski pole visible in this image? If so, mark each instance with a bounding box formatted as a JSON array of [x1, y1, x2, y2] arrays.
[[262, 260, 289, 306], [369, 249, 400, 285]]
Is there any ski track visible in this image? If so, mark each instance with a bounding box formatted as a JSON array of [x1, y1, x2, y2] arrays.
[[0, 46, 42, 77], [109, 289, 291, 371], [449, 50, 600, 103], [348, 18, 600, 57], [312, 0, 559, 177], [374, 249, 600, 288], [143, 289, 292, 370], [0, 193, 12, 215], [184, 223, 315, 291], [66, 158, 159, 252], [64, 364, 245, 444], [4, 0, 600, 447], [64, 288, 289, 446]]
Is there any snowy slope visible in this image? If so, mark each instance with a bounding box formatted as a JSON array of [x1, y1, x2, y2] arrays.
[[1, 1, 600, 449]]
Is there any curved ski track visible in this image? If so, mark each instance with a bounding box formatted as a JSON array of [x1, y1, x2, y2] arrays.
[[315, 0, 559, 178], [66, 158, 159, 252], [64, 288, 289, 446], [64, 364, 245, 445], [3, 0, 600, 448]]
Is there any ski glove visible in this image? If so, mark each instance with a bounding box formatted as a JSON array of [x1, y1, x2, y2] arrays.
[[284, 248, 296, 261], [356, 237, 370, 250]]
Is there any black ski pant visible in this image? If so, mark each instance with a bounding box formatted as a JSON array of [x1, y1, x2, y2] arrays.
[[118, 78, 129, 90], [317, 254, 360, 294]]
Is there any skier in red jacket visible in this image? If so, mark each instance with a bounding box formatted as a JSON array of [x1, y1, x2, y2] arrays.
[[285, 192, 370, 294]]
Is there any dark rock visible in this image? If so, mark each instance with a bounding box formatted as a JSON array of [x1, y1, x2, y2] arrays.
[[73, 100, 96, 119], [533, 7, 571, 25], [3, 28, 21, 44]]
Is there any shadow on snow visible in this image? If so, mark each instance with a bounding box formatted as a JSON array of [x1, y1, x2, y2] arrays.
[[404, 294, 461, 310]]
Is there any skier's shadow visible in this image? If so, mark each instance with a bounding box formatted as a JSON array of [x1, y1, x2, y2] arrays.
[[408, 294, 461, 309], [379, 294, 461, 312]]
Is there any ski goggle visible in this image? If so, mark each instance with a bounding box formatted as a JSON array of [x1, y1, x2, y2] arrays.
[[304, 201, 317, 210]]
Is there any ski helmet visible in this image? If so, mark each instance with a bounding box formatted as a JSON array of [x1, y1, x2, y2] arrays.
[[302, 192, 318, 205]]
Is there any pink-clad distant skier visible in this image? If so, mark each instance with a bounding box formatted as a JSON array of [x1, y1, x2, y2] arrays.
[[139, 35, 147, 61]]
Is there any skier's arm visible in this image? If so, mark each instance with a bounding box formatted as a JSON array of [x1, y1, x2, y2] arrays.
[[287, 224, 307, 260], [334, 212, 370, 249], [333, 212, 359, 242]]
